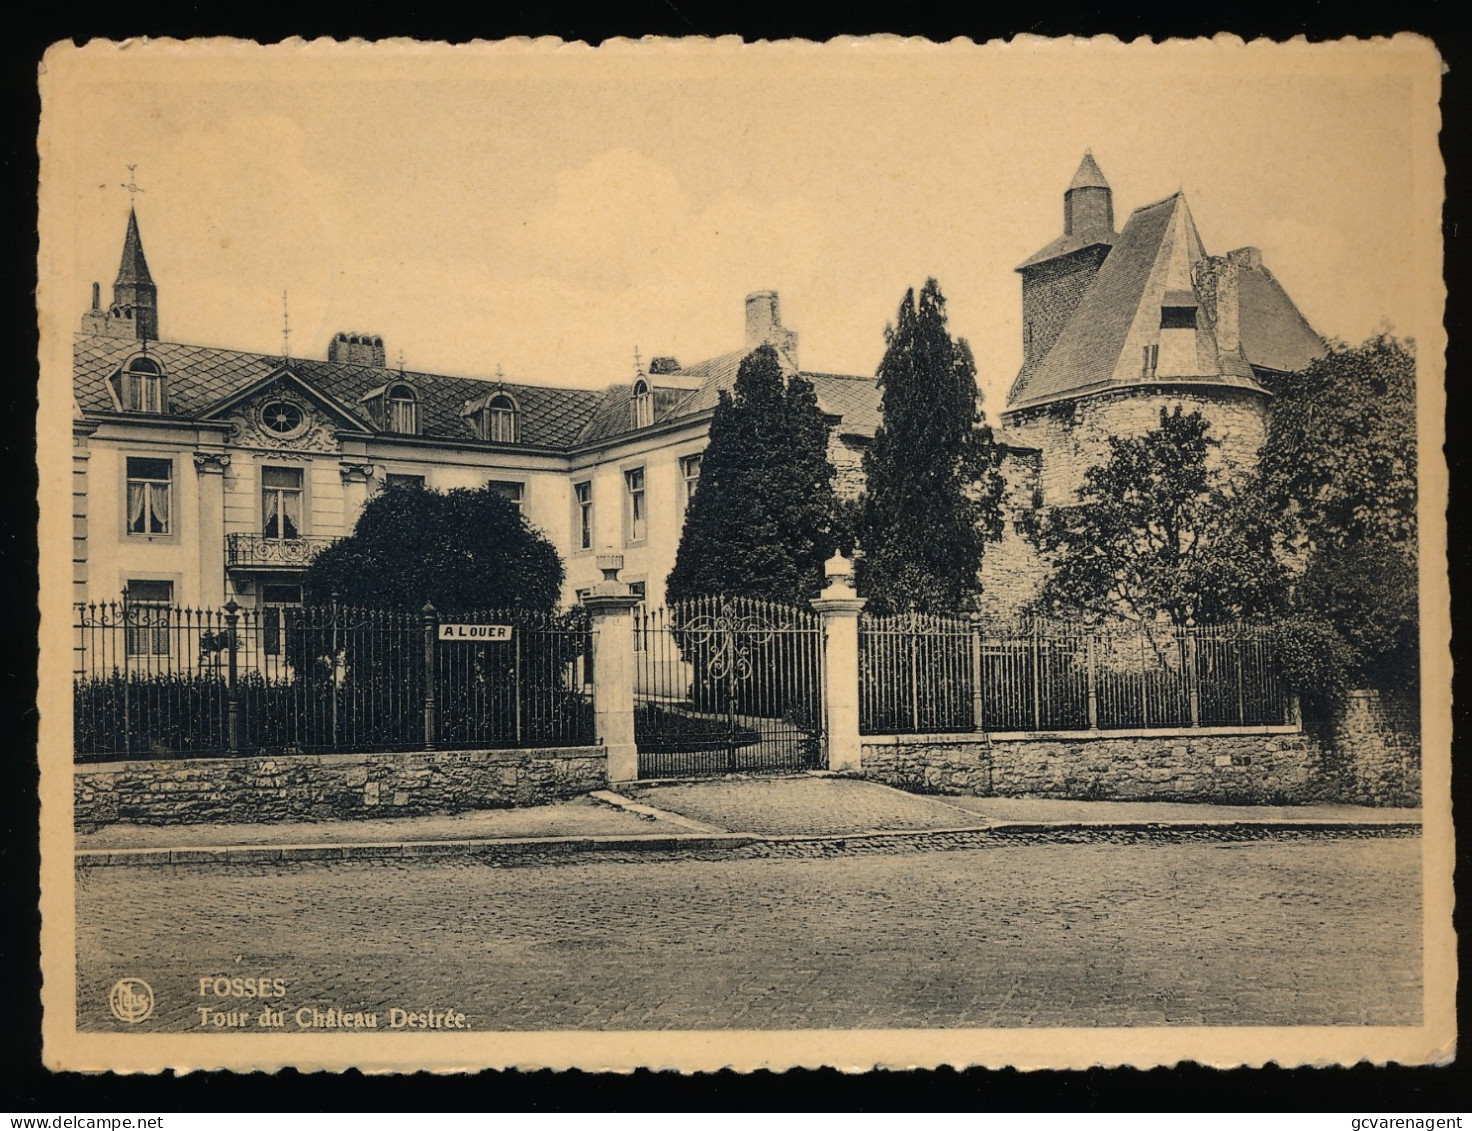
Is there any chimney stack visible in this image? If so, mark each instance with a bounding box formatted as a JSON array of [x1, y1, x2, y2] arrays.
[[743, 290, 799, 367], [328, 332, 387, 367], [1195, 247, 1260, 356]]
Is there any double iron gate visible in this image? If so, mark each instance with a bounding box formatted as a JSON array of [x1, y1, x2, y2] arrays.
[[633, 595, 825, 778]]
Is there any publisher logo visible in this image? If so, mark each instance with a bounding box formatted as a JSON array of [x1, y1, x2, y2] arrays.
[[109, 978, 155, 1024]]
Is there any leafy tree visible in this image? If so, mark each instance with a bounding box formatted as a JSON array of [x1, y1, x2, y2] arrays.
[[856, 279, 1004, 614], [1029, 406, 1286, 626], [1257, 334, 1419, 706], [1257, 332, 1417, 557], [304, 480, 564, 612], [666, 344, 839, 605]]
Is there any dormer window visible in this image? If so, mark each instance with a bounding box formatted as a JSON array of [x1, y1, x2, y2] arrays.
[[484, 394, 518, 443], [386, 383, 418, 434], [361, 382, 419, 434], [461, 391, 520, 442], [1161, 305, 1198, 330], [632, 379, 653, 429], [117, 355, 165, 413]]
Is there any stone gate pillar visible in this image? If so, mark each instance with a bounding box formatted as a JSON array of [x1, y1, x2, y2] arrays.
[[811, 553, 866, 773], [582, 552, 641, 784]]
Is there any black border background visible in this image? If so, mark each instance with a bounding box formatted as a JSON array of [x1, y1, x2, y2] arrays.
[[3, 2, 1468, 1110]]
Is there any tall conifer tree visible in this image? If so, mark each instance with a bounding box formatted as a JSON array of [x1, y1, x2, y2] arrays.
[[667, 344, 839, 605], [857, 279, 1004, 614]]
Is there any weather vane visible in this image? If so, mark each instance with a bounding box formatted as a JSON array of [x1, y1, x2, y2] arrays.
[[121, 165, 145, 201], [281, 290, 291, 360], [632, 346, 643, 375]]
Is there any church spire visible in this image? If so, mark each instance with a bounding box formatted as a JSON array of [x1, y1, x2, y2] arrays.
[[115, 207, 155, 290], [84, 203, 159, 341]]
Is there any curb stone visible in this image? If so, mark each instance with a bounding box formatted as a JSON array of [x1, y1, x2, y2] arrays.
[[74, 819, 1420, 868]]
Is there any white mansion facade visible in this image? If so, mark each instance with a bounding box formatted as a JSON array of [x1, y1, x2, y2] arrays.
[[71, 207, 881, 620]]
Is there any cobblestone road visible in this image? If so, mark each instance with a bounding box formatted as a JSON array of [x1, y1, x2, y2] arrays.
[[76, 838, 1420, 1032]]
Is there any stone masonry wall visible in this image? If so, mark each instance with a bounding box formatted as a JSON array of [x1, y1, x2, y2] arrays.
[[976, 447, 1049, 626], [75, 746, 608, 828], [829, 434, 868, 501], [1330, 690, 1422, 807], [1005, 387, 1269, 508], [862, 730, 1331, 804]]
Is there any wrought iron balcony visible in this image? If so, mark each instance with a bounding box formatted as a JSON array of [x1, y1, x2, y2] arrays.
[[225, 532, 337, 570]]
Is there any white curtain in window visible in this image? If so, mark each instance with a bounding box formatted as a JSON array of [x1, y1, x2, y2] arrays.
[[263, 489, 280, 537], [127, 482, 147, 531], [148, 484, 168, 532], [281, 490, 300, 538]]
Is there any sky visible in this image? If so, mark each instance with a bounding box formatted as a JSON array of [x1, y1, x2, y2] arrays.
[[43, 38, 1436, 409]]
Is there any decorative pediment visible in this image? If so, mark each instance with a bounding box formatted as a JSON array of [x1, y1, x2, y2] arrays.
[[199, 366, 370, 454]]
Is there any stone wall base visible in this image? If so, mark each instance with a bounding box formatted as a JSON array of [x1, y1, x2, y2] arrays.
[[862, 730, 1332, 805], [75, 746, 608, 828], [1328, 690, 1421, 807]]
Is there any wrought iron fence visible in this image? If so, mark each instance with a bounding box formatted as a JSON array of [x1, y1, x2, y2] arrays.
[[859, 614, 1292, 736], [72, 600, 592, 761], [633, 595, 825, 776]]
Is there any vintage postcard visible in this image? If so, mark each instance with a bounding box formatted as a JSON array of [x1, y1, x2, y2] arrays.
[[37, 34, 1452, 1073]]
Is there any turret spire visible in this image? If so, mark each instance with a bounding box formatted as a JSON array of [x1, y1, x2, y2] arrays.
[[82, 195, 160, 340], [1063, 149, 1114, 240], [1069, 150, 1110, 192], [115, 207, 155, 289]]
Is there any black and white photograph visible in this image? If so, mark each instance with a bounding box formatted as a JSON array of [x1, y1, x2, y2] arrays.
[[36, 35, 1451, 1073]]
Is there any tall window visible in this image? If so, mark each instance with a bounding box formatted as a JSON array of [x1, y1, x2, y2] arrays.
[[680, 453, 702, 507], [624, 467, 646, 543], [574, 481, 593, 550], [631, 379, 653, 429], [124, 579, 172, 658], [125, 456, 171, 536], [385, 473, 426, 490], [485, 394, 518, 442], [386, 384, 418, 434], [261, 466, 304, 540], [123, 357, 164, 413], [489, 481, 524, 513]]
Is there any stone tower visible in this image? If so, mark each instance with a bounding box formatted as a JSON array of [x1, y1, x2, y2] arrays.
[[81, 207, 158, 341], [1013, 151, 1118, 370]]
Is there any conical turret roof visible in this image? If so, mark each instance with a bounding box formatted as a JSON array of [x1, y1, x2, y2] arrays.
[[1068, 150, 1110, 192], [114, 207, 154, 288]]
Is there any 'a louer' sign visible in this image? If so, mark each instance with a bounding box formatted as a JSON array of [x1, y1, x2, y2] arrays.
[[437, 624, 512, 641]]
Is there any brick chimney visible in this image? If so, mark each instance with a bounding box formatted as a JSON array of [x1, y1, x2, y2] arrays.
[[743, 290, 799, 367], [328, 332, 387, 367]]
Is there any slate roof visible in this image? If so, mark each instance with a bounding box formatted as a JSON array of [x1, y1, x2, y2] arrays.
[[1235, 263, 1326, 374], [1069, 151, 1109, 190], [75, 330, 889, 452], [809, 373, 882, 437], [575, 383, 692, 445], [73, 334, 605, 449], [1016, 232, 1116, 271], [1005, 191, 1325, 415], [116, 208, 154, 287]]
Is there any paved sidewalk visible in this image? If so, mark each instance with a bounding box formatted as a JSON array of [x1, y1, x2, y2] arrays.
[[76, 794, 683, 853], [76, 772, 1419, 867]]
